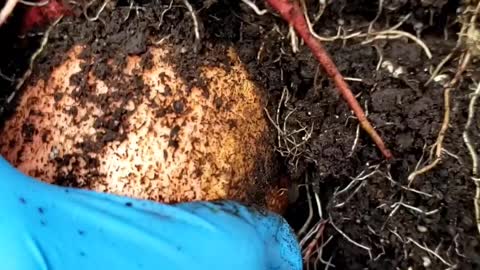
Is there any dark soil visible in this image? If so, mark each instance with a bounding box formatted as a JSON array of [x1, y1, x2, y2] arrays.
[[1, 0, 480, 269]]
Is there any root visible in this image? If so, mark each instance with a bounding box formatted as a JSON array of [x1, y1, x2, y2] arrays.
[[6, 16, 62, 106], [361, 29, 432, 59], [157, 0, 173, 28], [333, 164, 380, 208], [425, 50, 456, 86], [302, 220, 327, 261], [368, 0, 383, 33], [0, 70, 14, 82], [313, 0, 326, 23], [299, 2, 432, 59], [297, 179, 313, 237], [473, 177, 480, 236], [407, 237, 453, 267], [463, 82, 480, 235], [382, 168, 433, 198], [265, 0, 392, 159], [314, 235, 335, 268], [123, 0, 146, 22], [330, 218, 372, 260], [0, 0, 19, 26], [265, 87, 314, 169], [390, 201, 439, 216], [298, 176, 332, 267], [289, 25, 299, 53], [408, 52, 471, 184], [301, 221, 335, 268], [425, 6, 472, 86], [181, 0, 200, 51], [84, 0, 109, 21], [241, 0, 267, 15], [19, 0, 49, 7], [408, 0, 480, 183], [348, 100, 368, 157]]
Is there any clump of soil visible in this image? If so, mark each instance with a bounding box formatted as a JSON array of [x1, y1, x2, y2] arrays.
[[1, 0, 480, 269]]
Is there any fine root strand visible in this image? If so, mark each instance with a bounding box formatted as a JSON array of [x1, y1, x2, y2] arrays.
[[265, 87, 314, 169], [241, 0, 268, 15], [330, 218, 372, 260], [298, 179, 313, 237], [463, 82, 480, 177], [289, 25, 299, 53], [0, 0, 19, 26], [407, 237, 453, 267], [19, 0, 49, 6], [181, 0, 201, 51], [333, 164, 380, 208], [7, 16, 62, 105], [408, 51, 472, 184], [157, 0, 173, 28], [463, 82, 480, 235], [84, 0, 109, 21], [298, 4, 432, 59]]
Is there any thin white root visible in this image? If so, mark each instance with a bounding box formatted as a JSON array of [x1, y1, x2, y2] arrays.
[[333, 164, 380, 208], [19, 0, 49, 6], [84, 0, 109, 21], [391, 201, 439, 216], [373, 44, 384, 71], [289, 25, 299, 53], [463, 83, 480, 176], [122, 0, 146, 22], [313, 0, 326, 22], [407, 237, 453, 267], [347, 124, 360, 157], [300, 220, 321, 247], [264, 87, 314, 168], [348, 101, 368, 157], [0, 0, 19, 26], [314, 190, 323, 219], [473, 177, 480, 236], [158, 0, 173, 27], [182, 0, 200, 49], [425, 51, 455, 86], [382, 169, 433, 198], [361, 29, 432, 59], [368, 0, 383, 33], [241, 0, 267, 15], [0, 70, 14, 82], [316, 236, 335, 268], [8, 16, 62, 105], [463, 82, 480, 235], [300, 5, 432, 59], [425, 4, 476, 87], [330, 219, 372, 259], [297, 181, 313, 237], [324, 255, 334, 270], [123, 0, 134, 22]]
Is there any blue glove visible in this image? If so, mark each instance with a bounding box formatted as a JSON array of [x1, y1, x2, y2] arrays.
[[0, 157, 302, 270]]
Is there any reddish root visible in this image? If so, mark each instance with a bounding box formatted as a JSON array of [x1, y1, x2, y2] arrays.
[[22, 0, 68, 33], [265, 0, 392, 159]]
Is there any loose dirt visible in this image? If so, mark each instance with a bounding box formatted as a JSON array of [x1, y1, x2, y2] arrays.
[[1, 0, 479, 269]]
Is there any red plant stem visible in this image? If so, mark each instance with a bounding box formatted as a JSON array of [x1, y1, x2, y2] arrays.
[[265, 0, 392, 159]]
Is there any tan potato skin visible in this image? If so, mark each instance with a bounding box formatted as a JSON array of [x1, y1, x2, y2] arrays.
[[0, 44, 287, 212]]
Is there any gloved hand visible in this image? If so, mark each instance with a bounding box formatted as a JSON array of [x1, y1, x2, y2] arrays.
[[0, 157, 302, 270]]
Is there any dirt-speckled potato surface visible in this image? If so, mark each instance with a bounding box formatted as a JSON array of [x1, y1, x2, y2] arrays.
[[0, 44, 285, 211]]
